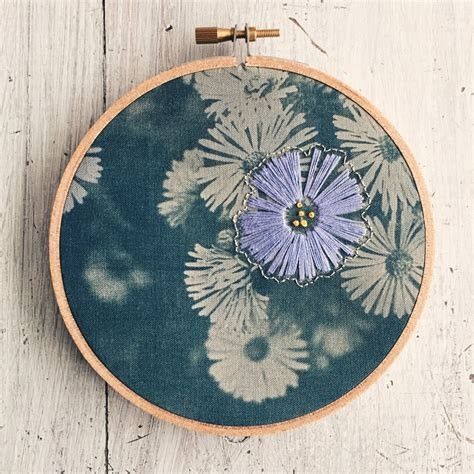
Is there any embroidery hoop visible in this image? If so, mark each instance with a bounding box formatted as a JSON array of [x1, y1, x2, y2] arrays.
[[49, 55, 434, 436]]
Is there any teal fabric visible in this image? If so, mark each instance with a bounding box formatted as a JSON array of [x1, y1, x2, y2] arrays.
[[60, 66, 425, 427]]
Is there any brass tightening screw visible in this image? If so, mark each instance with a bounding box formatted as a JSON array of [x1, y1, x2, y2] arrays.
[[195, 27, 280, 44]]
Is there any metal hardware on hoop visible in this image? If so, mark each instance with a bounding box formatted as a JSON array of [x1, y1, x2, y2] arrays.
[[231, 24, 238, 59], [244, 23, 251, 58], [195, 25, 279, 64], [195, 26, 279, 44]]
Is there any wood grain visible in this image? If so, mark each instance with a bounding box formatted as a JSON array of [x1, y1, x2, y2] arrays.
[[0, 1, 107, 472], [1, 0, 473, 472]]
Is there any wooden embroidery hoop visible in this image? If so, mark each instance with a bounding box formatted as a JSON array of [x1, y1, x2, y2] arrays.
[[49, 55, 434, 436]]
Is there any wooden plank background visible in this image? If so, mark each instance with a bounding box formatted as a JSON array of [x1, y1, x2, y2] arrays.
[[1, 0, 472, 472]]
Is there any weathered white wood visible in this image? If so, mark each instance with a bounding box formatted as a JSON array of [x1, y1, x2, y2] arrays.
[[0, 1, 107, 472], [1, 0, 473, 472]]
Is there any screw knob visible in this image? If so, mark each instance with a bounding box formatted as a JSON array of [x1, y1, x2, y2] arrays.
[[195, 26, 280, 44]]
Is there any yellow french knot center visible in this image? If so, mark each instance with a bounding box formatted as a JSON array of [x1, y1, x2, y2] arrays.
[[290, 201, 317, 229]]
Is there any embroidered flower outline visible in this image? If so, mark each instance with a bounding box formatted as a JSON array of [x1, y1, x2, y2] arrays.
[[235, 146, 371, 285]]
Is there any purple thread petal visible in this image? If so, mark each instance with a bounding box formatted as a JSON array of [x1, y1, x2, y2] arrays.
[[311, 225, 354, 263], [267, 233, 296, 277], [318, 195, 365, 216], [314, 169, 364, 210], [284, 234, 301, 278], [246, 196, 285, 212], [250, 150, 302, 206], [306, 229, 332, 273], [309, 163, 366, 217], [236, 146, 368, 284], [318, 214, 367, 242], [304, 150, 342, 200], [237, 209, 294, 268], [298, 236, 316, 282]]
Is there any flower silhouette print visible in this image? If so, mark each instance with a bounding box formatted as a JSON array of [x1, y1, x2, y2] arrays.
[[333, 101, 417, 215], [64, 146, 103, 213], [185, 243, 268, 329], [206, 321, 309, 403], [157, 149, 203, 227], [197, 106, 317, 219], [235, 146, 370, 285], [190, 66, 298, 120], [341, 208, 424, 318]]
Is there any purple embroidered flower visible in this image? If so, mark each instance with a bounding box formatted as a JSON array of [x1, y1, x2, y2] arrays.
[[235, 146, 370, 285]]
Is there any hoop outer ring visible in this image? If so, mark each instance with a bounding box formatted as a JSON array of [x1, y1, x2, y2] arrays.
[[49, 55, 434, 436]]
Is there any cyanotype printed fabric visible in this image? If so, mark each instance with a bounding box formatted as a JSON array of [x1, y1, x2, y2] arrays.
[[60, 66, 426, 426]]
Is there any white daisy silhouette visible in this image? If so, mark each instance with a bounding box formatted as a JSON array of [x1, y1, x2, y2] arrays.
[[333, 101, 418, 215], [64, 147, 103, 213], [206, 322, 309, 403], [185, 243, 268, 329], [157, 149, 203, 227], [341, 209, 424, 318], [191, 66, 298, 119], [197, 106, 317, 218]]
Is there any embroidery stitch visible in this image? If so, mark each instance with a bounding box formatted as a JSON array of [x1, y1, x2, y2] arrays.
[[235, 145, 370, 285]]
